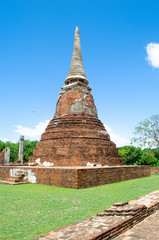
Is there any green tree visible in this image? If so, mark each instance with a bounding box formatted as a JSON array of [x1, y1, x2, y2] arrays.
[[0, 141, 6, 152], [136, 149, 159, 166], [0, 139, 38, 162], [131, 114, 159, 148], [118, 146, 142, 165], [118, 146, 159, 167], [151, 148, 159, 160], [23, 140, 38, 162], [5, 141, 19, 162]]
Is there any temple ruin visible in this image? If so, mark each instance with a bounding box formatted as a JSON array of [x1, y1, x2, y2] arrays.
[[29, 27, 122, 167], [0, 27, 150, 188]]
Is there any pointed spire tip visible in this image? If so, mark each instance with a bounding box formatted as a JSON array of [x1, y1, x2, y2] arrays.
[[65, 26, 89, 85]]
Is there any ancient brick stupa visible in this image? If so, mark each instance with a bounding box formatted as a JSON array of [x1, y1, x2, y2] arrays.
[[29, 27, 122, 167]]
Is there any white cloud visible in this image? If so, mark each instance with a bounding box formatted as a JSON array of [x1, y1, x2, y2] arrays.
[[0, 138, 16, 143], [15, 120, 50, 140], [146, 43, 159, 68], [1, 138, 9, 142], [104, 124, 130, 147]]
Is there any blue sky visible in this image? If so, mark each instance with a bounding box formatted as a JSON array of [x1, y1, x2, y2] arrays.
[[0, 0, 159, 146]]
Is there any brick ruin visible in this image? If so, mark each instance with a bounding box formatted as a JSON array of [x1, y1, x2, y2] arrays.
[[0, 27, 150, 188], [0, 165, 150, 188], [29, 27, 122, 167], [37, 190, 159, 240], [0, 147, 10, 165], [0, 149, 5, 165], [151, 167, 159, 174]]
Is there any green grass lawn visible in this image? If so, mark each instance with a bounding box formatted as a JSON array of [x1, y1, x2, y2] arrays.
[[0, 174, 159, 240]]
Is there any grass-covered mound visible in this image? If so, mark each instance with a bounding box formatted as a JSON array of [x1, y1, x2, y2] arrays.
[[1, 174, 159, 240]]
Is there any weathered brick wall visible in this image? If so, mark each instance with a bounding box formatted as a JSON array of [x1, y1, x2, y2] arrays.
[[29, 87, 123, 167], [0, 166, 78, 188], [0, 165, 10, 178], [77, 165, 150, 188], [54, 88, 97, 118], [30, 116, 122, 166], [0, 149, 5, 165], [0, 165, 150, 189], [151, 167, 159, 174]]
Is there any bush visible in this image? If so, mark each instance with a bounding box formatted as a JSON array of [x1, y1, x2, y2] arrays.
[[118, 146, 142, 165], [23, 140, 38, 162], [118, 146, 159, 166]]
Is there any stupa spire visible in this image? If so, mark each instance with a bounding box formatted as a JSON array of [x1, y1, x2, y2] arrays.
[[65, 27, 88, 85], [29, 26, 123, 170]]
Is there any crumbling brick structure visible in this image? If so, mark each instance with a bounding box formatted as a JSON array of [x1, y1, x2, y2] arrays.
[[37, 190, 159, 239], [0, 28, 151, 188], [29, 27, 122, 167], [0, 149, 5, 165], [0, 165, 150, 189], [0, 147, 10, 165]]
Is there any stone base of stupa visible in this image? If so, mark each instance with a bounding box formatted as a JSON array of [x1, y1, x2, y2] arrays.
[[0, 165, 150, 189]]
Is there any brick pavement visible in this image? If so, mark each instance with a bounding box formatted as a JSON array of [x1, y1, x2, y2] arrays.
[[36, 190, 159, 240], [115, 210, 159, 240]]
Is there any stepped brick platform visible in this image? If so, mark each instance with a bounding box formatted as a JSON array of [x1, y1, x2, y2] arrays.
[[1, 181, 29, 185], [0, 165, 150, 189], [36, 190, 159, 240], [1, 170, 29, 185], [29, 114, 122, 167]]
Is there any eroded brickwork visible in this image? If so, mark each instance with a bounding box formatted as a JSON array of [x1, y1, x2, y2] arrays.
[[55, 87, 97, 117], [37, 190, 159, 240], [29, 27, 123, 167], [0, 165, 150, 189], [76, 165, 150, 188], [0, 149, 5, 165], [151, 167, 159, 174], [29, 87, 122, 166]]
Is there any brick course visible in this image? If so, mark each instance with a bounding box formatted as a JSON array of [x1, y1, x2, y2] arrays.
[[29, 88, 122, 167], [151, 167, 159, 174], [37, 190, 159, 240], [0, 165, 150, 189]]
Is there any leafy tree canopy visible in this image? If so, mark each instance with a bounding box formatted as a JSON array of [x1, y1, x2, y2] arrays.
[[118, 146, 159, 167], [0, 140, 38, 162], [131, 114, 159, 148]]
